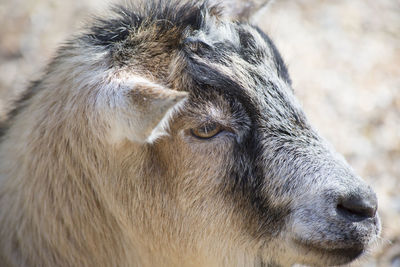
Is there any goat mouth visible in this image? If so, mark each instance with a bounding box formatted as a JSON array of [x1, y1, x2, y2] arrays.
[[292, 239, 365, 266]]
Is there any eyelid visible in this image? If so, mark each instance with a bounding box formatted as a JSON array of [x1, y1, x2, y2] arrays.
[[191, 122, 222, 139], [190, 121, 236, 140]]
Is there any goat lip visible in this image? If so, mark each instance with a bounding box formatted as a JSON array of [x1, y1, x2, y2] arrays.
[[292, 239, 365, 265]]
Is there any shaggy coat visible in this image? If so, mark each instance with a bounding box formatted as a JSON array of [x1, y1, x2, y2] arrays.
[[0, 1, 380, 266]]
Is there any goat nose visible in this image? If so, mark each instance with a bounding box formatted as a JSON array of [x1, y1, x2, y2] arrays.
[[337, 191, 377, 221]]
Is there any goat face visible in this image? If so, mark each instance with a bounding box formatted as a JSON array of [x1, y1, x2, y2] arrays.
[[146, 25, 381, 266], [86, 2, 380, 266], [105, 3, 381, 266]]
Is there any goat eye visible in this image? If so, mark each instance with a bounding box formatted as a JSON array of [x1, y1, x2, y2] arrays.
[[191, 122, 222, 139]]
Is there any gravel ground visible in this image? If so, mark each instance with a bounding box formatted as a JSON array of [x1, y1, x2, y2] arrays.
[[0, 0, 399, 266]]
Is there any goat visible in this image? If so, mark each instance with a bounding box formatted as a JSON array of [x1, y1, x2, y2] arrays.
[[0, 1, 380, 266]]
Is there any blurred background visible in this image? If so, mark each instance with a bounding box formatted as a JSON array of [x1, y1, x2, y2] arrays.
[[0, 0, 399, 266]]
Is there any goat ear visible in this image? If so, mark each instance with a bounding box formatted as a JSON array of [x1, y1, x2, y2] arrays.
[[105, 77, 188, 144], [211, 0, 273, 23]]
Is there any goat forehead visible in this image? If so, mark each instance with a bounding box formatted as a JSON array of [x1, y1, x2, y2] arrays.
[[190, 21, 289, 79], [190, 24, 271, 68], [185, 29, 305, 131]]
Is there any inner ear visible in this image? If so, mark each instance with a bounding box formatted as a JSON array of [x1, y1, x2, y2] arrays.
[[103, 76, 188, 144]]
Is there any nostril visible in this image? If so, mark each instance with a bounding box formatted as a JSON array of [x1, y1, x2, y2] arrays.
[[337, 193, 377, 221]]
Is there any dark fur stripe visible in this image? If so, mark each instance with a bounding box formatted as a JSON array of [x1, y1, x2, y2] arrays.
[[254, 26, 291, 85], [184, 54, 291, 239]]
